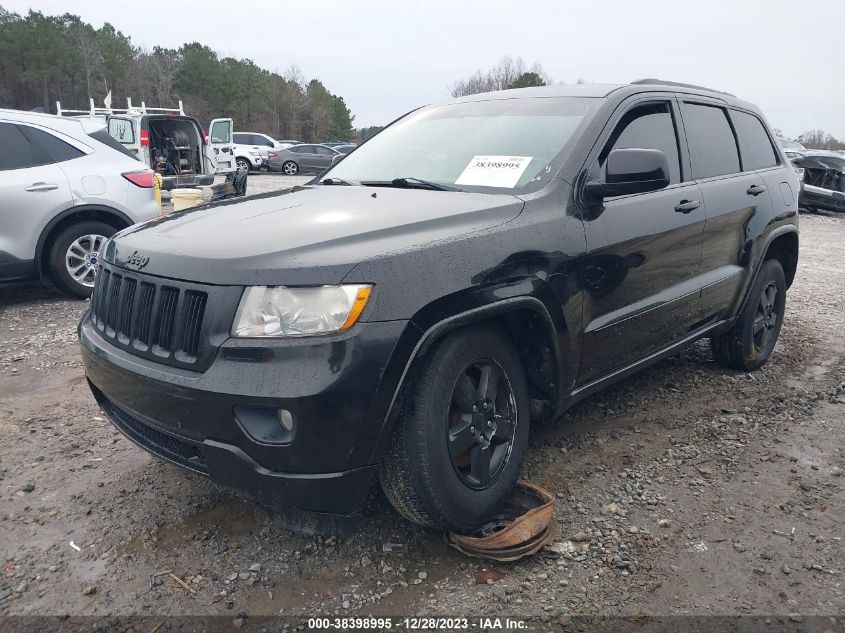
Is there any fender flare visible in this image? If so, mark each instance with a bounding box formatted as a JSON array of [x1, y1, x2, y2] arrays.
[[364, 295, 565, 465], [412, 296, 561, 363], [34, 204, 133, 277], [734, 224, 799, 319]]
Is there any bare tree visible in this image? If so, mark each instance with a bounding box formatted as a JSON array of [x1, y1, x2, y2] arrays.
[[284, 65, 308, 139], [148, 47, 179, 105], [799, 129, 839, 150], [75, 27, 102, 98], [449, 56, 552, 97]]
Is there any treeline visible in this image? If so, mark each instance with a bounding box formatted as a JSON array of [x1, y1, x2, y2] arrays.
[[0, 7, 355, 142], [795, 129, 845, 151]]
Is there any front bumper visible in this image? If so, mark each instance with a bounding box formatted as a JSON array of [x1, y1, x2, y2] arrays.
[[80, 314, 409, 515], [161, 174, 215, 190], [800, 183, 845, 212]]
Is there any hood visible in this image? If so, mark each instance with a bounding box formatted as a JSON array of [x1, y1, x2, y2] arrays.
[[106, 185, 524, 285], [794, 154, 845, 172]]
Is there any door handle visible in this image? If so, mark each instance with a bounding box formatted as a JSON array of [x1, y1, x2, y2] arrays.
[[747, 184, 767, 196], [674, 199, 701, 214], [25, 182, 59, 192]]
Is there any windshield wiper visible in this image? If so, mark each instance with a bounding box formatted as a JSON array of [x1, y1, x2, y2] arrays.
[[361, 177, 462, 192], [318, 177, 356, 186]]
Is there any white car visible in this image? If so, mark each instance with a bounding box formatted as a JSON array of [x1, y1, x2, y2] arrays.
[[234, 132, 276, 169], [0, 109, 159, 298], [232, 132, 298, 171]]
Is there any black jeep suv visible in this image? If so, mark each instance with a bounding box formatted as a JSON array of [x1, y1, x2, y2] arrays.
[[80, 80, 799, 532]]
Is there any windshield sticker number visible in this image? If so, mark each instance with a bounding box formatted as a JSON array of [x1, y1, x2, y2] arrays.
[[455, 155, 532, 188]]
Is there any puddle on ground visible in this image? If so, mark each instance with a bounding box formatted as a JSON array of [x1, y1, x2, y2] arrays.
[[67, 557, 108, 586], [117, 497, 260, 556]]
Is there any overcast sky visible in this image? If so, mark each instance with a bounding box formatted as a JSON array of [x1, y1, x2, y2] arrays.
[[4, 0, 843, 139]]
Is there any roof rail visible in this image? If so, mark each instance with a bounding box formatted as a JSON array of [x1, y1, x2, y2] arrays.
[[56, 98, 186, 117], [630, 78, 735, 98]]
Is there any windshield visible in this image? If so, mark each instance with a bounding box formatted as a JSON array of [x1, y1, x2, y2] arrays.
[[325, 96, 600, 194]]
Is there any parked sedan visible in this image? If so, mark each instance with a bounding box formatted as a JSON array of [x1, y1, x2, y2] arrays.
[[266, 144, 341, 175]]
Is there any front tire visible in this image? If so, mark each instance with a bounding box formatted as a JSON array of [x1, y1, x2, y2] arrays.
[[710, 259, 786, 371], [282, 161, 299, 175], [47, 221, 117, 299], [380, 327, 529, 532]]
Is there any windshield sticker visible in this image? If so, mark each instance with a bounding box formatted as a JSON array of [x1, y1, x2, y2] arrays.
[[455, 155, 533, 188]]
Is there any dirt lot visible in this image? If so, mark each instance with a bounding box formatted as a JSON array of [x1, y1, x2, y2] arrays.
[[1, 188, 843, 626]]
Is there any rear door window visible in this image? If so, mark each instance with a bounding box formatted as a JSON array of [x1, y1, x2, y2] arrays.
[[108, 117, 135, 144], [233, 133, 249, 144], [681, 102, 740, 179], [731, 110, 779, 170], [0, 123, 35, 170], [600, 101, 681, 184]]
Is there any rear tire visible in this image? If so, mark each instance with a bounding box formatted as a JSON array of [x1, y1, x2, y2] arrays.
[[282, 161, 299, 175], [379, 327, 529, 532], [710, 259, 786, 371], [236, 157, 252, 173], [47, 221, 117, 299]]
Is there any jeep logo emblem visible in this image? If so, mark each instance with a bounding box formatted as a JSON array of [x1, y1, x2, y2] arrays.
[[125, 251, 150, 270]]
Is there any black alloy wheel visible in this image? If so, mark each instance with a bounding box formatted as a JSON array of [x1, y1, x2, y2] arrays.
[[447, 358, 518, 490], [753, 281, 781, 354]]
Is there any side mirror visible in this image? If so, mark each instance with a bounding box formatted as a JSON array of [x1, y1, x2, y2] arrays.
[[584, 148, 671, 199]]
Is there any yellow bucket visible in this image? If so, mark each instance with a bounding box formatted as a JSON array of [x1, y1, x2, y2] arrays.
[[171, 188, 204, 213]]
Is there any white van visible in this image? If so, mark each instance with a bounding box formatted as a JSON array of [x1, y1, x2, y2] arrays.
[[57, 99, 236, 190]]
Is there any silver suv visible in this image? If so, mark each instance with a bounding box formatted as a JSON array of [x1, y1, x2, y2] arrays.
[[0, 109, 159, 298]]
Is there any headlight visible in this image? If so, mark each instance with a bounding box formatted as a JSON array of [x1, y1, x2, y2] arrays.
[[232, 285, 372, 337]]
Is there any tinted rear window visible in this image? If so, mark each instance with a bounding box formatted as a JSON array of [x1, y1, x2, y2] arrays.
[[732, 110, 778, 170], [0, 123, 35, 170], [681, 103, 740, 179], [89, 129, 141, 160], [20, 125, 84, 164]]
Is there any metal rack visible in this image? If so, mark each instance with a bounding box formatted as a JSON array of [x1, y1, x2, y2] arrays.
[[56, 97, 186, 117]]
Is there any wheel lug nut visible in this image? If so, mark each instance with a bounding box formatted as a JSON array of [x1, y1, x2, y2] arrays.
[[470, 426, 475, 433], [472, 405, 477, 412]]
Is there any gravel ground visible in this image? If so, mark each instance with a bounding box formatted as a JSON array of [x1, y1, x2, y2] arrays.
[[0, 199, 843, 625]]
